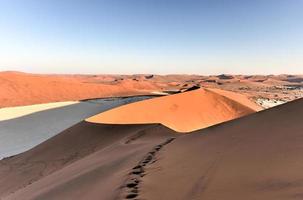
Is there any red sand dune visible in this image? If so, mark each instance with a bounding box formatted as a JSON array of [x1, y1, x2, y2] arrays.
[[0, 72, 158, 108], [1, 97, 303, 200], [1, 71, 302, 108], [87, 88, 261, 132]]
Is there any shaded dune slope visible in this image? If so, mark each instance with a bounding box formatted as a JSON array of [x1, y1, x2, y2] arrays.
[[141, 97, 303, 200], [0, 122, 176, 199], [87, 88, 261, 132]]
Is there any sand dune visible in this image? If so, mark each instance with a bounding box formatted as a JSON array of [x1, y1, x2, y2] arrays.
[[1, 71, 302, 108], [206, 88, 262, 111], [0, 122, 175, 199], [87, 88, 261, 132], [1, 71, 303, 200], [0, 72, 157, 108], [140, 97, 303, 200], [1, 97, 303, 200]]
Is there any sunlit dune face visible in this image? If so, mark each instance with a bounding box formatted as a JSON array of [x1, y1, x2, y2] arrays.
[[206, 88, 263, 112], [86, 88, 261, 132]]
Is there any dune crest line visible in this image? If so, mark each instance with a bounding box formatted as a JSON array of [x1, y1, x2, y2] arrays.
[[87, 88, 261, 132]]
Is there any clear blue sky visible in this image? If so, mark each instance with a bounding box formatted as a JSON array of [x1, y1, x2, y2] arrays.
[[0, 0, 302, 74]]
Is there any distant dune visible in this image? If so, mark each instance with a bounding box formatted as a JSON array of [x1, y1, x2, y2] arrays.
[[87, 88, 261, 132], [0, 72, 158, 107], [1, 71, 302, 108]]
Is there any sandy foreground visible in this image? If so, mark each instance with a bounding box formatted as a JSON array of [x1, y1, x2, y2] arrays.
[[0, 97, 302, 199]]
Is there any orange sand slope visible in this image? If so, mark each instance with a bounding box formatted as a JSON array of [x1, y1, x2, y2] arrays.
[[0, 71, 158, 108], [87, 88, 262, 132]]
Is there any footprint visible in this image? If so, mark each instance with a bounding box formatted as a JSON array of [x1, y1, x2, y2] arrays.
[[126, 193, 138, 199], [122, 137, 176, 199]]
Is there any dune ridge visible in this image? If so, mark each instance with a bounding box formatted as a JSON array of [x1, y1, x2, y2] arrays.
[[87, 88, 261, 132]]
